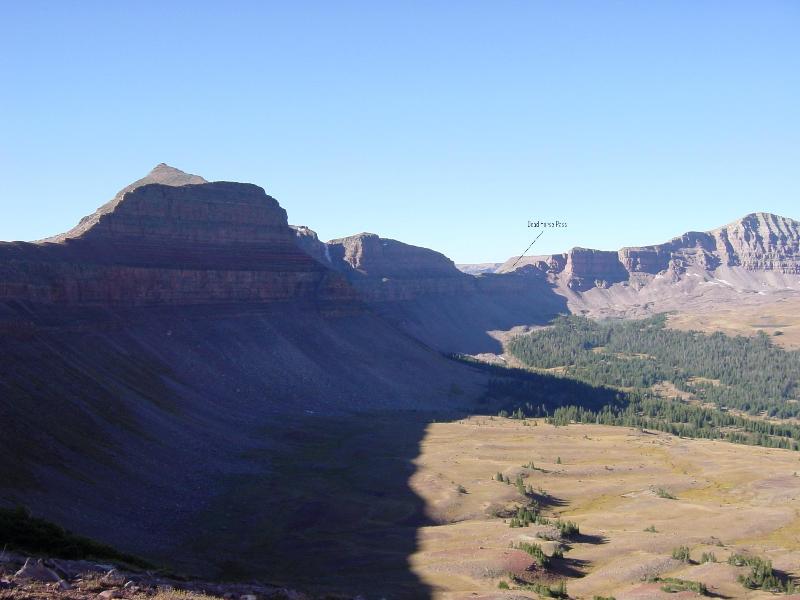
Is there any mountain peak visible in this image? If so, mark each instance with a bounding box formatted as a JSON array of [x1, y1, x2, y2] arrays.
[[714, 212, 800, 239], [119, 163, 208, 195], [40, 163, 255, 242]]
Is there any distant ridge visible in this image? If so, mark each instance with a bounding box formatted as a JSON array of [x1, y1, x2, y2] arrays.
[[495, 212, 800, 282]]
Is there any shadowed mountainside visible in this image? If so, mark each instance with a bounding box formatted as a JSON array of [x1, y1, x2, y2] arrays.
[[0, 165, 491, 599], [292, 229, 568, 354]]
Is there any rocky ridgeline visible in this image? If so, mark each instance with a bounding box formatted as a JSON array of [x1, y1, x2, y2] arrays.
[[494, 212, 800, 289], [0, 553, 364, 600], [324, 233, 476, 302], [291, 230, 549, 302], [326, 233, 460, 279], [0, 165, 356, 307]]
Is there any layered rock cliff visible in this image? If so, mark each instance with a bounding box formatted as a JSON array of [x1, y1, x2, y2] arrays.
[[0, 165, 354, 307], [327, 233, 462, 279], [710, 212, 800, 273], [288, 229, 566, 352], [322, 233, 475, 302], [498, 212, 800, 286]]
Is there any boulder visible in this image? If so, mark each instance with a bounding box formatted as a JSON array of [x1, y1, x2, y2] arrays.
[[13, 558, 62, 582]]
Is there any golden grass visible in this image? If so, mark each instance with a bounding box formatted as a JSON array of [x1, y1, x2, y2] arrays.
[[408, 417, 800, 599], [667, 297, 800, 349]]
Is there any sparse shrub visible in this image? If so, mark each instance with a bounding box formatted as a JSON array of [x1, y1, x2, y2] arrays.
[[495, 471, 504, 481], [655, 487, 676, 499], [729, 554, 786, 592], [593, 596, 616, 600], [456, 484, 467, 494], [671, 545, 691, 563], [512, 541, 550, 567], [556, 456, 562, 464], [554, 519, 580, 538], [700, 551, 716, 563], [652, 577, 708, 595], [514, 578, 568, 598], [497, 580, 510, 590], [509, 503, 540, 528], [644, 524, 657, 533]]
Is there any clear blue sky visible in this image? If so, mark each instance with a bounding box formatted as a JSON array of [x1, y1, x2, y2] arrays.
[[1, 1, 798, 263]]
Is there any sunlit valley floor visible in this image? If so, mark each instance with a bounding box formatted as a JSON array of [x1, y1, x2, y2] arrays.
[[409, 417, 800, 599]]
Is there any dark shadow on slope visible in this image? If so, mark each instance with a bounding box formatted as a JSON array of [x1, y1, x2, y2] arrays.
[[369, 274, 570, 355], [459, 358, 627, 417], [570, 533, 608, 545], [551, 557, 591, 578], [529, 492, 568, 509], [179, 411, 443, 600], [0, 302, 491, 600]]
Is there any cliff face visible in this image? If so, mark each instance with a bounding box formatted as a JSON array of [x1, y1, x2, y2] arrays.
[[291, 225, 332, 266], [498, 213, 800, 286], [563, 248, 628, 290], [288, 229, 566, 352], [617, 214, 800, 275], [498, 248, 628, 290], [318, 233, 475, 302], [0, 166, 355, 307], [327, 233, 462, 279], [711, 212, 800, 273]]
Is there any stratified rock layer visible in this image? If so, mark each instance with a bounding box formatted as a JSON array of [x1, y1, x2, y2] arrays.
[[1, 167, 354, 306], [327, 233, 462, 279], [499, 212, 800, 283], [288, 229, 567, 352]]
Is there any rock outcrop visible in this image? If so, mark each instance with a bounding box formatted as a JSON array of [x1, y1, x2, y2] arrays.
[[0, 165, 354, 307], [327, 233, 463, 279], [320, 232, 475, 302], [711, 212, 800, 273], [617, 213, 800, 277], [290, 225, 332, 267], [562, 248, 629, 290], [499, 212, 800, 285], [288, 229, 567, 352], [490, 212, 800, 322]]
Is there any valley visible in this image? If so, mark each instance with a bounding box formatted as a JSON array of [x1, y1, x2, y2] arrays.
[[4, 7, 799, 599], [2, 165, 800, 600]]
